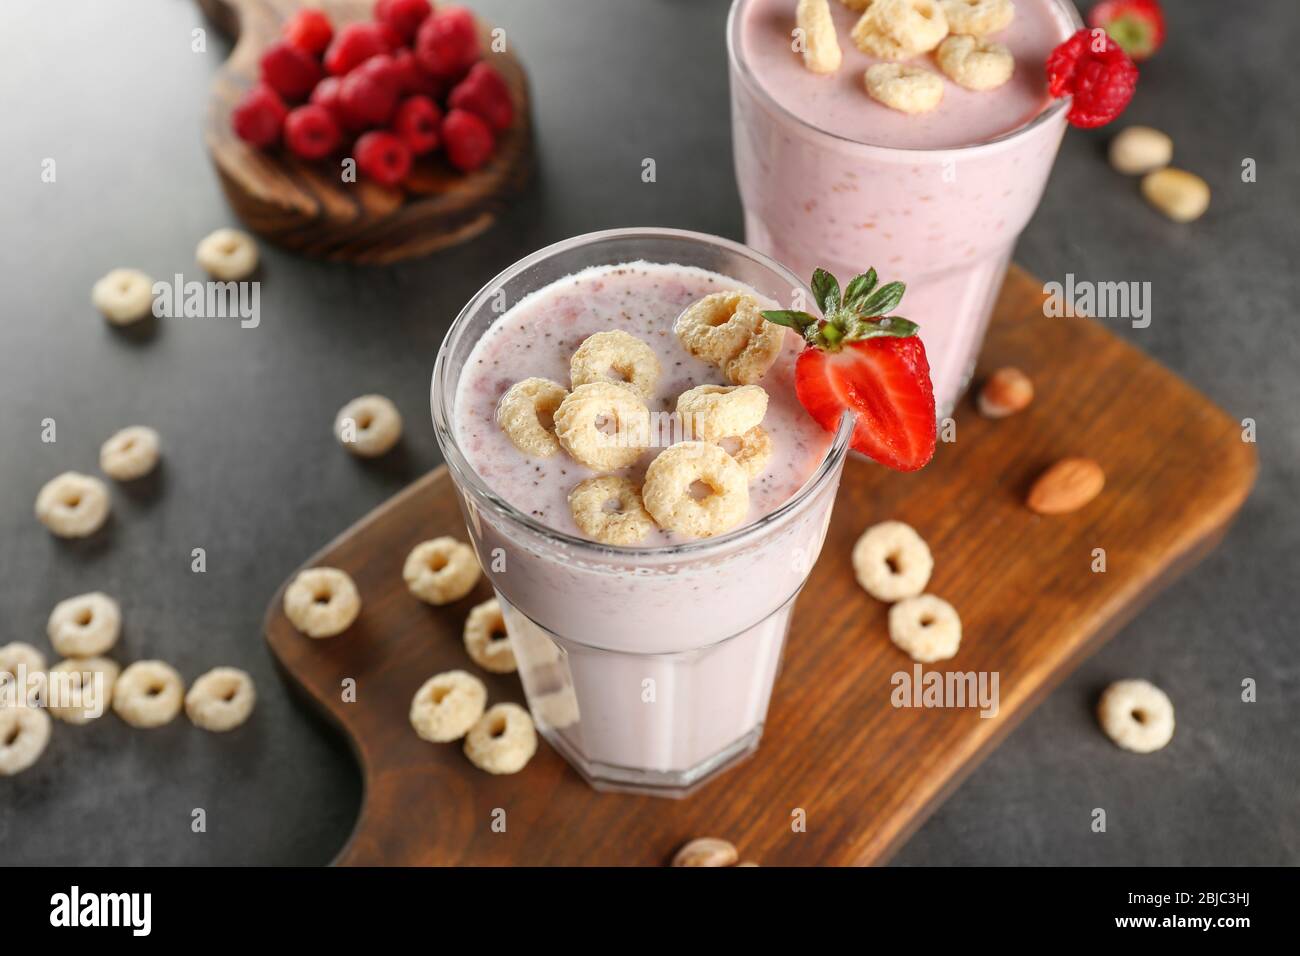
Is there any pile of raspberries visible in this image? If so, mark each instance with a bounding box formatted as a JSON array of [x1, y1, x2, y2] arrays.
[[232, 1, 514, 186]]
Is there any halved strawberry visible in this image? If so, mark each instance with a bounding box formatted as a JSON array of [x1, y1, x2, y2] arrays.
[[763, 268, 936, 472], [1088, 0, 1166, 62]]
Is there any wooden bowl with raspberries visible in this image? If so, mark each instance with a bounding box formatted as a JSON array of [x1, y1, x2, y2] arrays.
[[200, 0, 533, 264]]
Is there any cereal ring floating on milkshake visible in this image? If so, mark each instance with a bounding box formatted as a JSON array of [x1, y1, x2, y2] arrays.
[[464, 702, 537, 775], [47, 657, 120, 725], [570, 330, 661, 399], [797, 0, 843, 75], [568, 475, 656, 546], [112, 660, 185, 728], [1097, 679, 1175, 754], [185, 667, 256, 732], [0, 707, 50, 776], [35, 472, 111, 539], [497, 377, 569, 458], [865, 63, 945, 114], [47, 591, 121, 658], [410, 670, 487, 743], [722, 426, 773, 480], [673, 292, 785, 386], [642, 442, 749, 539], [403, 537, 480, 605], [284, 567, 361, 638], [464, 598, 517, 674], [100, 426, 161, 481], [852, 0, 949, 60], [676, 384, 769, 442], [937, 34, 1015, 91], [939, 0, 1014, 36], [553, 382, 651, 472]]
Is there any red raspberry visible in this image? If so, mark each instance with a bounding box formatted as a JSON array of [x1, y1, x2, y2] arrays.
[[324, 22, 389, 76], [448, 62, 514, 131], [259, 40, 322, 101], [375, 0, 433, 43], [393, 95, 443, 156], [358, 53, 403, 98], [282, 8, 333, 57], [441, 108, 494, 172], [1046, 28, 1139, 129], [415, 7, 480, 82], [355, 130, 412, 186], [309, 76, 346, 122], [231, 84, 288, 147], [389, 48, 425, 95], [376, 21, 404, 51], [340, 67, 399, 129], [284, 103, 342, 160]]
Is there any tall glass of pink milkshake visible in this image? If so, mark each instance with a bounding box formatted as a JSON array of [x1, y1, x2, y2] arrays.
[[432, 228, 853, 796], [729, 0, 1081, 416]]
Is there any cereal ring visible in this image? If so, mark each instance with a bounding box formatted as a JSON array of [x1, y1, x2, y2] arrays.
[[852, 521, 933, 602], [92, 268, 155, 325], [0, 642, 46, 708], [936, 34, 1014, 91], [0, 707, 51, 776], [642, 442, 749, 539], [553, 382, 651, 472], [1098, 679, 1175, 754], [496, 377, 568, 458], [112, 660, 184, 728], [464, 598, 517, 674], [47, 657, 120, 725], [722, 427, 773, 480], [938, 0, 1013, 36], [464, 702, 537, 775], [568, 476, 656, 546], [100, 426, 161, 481], [865, 63, 945, 114], [797, 0, 843, 74], [839, 0, 872, 9], [403, 537, 480, 605], [284, 567, 361, 638], [185, 667, 256, 732], [35, 471, 110, 538], [674, 293, 785, 386], [852, 0, 948, 60], [677, 384, 769, 442], [47, 591, 121, 658], [196, 227, 259, 280], [888, 594, 961, 662], [410, 670, 487, 743], [335, 394, 403, 458], [570, 331, 661, 399]]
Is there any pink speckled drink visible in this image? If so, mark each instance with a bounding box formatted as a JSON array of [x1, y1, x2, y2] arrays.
[[432, 229, 852, 796], [729, 0, 1081, 416]]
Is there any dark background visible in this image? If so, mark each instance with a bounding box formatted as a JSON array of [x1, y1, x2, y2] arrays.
[[1, 0, 1296, 865]]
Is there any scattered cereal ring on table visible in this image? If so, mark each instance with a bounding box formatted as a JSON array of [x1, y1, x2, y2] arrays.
[[673, 292, 785, 386], [185, 667, 256, 732], [864, 63, 945, 114], [568, 475, 656, 546], [0, 642, 47, 708], [0, 707, 51, 776], [642, 442, 749, 539], [852, 0, 949, 60], [92, 268, 155, 325], [335, 394, 403, 458], [464, 702, 537, 775], [938, 0, 1014, 36], [569, 330, 661, 399], [47, 591, 121, 658], [852, 521, 933, 602], [100, 426, 161, 481], [196, 228, 259, 281], [496, 377, 568, 458], [403, 537, 480, 605], [409, 670, 487, 743], [35, 472, 110, 538], [888, 594, 961, 662], [284, 567, 361, 638], [937, 34, 1014, 91], [464, 598, 517, 674], [676, 384, 769, 442], [553, 382, 651, 472], [722, 426, 773, 480], [1097, 679, 1175, 753], [47, 657, 120, 725], [112, 660, 185, 728]]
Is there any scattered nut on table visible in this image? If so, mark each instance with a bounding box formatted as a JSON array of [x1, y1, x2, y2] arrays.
[[1108, 125, 1173, 175], [1026, 457, 1105, 515], [1141, 168, 1210, 223], [977, 367, 1034, 418], [672, 837, 740, 868]]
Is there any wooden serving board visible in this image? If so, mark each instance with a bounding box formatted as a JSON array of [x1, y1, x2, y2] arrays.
[[264, 266, 1256, 865], [199, 0, 532, 263]]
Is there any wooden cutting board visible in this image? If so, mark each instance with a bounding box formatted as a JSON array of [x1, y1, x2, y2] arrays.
[[198, 0, 533, 263], [263, 266, 1256, 865]]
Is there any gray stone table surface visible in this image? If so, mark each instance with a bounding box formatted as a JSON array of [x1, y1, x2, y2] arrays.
[[1, 0, 1296, 865]]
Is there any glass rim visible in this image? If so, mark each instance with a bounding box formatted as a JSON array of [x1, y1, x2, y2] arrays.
[[430, 226, 855, 562], [725, 0, 1085, 156]]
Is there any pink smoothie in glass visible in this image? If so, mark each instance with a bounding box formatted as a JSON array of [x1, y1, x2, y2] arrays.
[[729, 0, 1080, 416]]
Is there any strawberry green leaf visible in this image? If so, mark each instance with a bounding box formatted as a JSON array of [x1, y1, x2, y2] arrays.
[[843, 269, 877, 309], [811, 268, 840, 315], [760, 309, 818, 331], [856, 281, 905, 318], [845, 315, 919, 341]]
